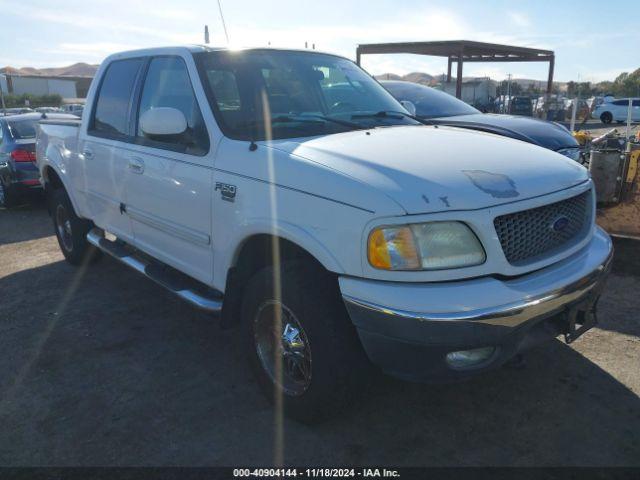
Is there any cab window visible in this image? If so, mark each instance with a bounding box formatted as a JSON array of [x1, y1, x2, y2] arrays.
[[90, 58, 143, 138], [136, 56, 209, 155]]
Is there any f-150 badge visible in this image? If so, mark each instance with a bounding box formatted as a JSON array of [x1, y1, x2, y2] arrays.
[[215, 182, 237, 202]]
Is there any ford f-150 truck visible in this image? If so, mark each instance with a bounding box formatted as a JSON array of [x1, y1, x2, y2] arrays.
[[37, 46, 613, 422]]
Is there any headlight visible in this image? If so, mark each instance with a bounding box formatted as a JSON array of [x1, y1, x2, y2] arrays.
[[368, 221, 486, 271], [557, 147, 581, 162]]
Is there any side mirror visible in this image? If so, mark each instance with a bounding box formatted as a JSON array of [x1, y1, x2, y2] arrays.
[[400, 100, 417, 116], [140, 107, 187, 137]]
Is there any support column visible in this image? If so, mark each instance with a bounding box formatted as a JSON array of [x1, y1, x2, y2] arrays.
[[547, 55, 555, 94], [447, 57, 452, 82], [455, 57, 463, 99]]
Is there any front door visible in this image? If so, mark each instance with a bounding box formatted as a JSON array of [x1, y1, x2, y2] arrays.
[[124, 55, 214, 285], [81, 58, 145, 244]]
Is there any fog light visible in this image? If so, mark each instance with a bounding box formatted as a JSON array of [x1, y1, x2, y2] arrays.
[[446, 346, 496, 368]]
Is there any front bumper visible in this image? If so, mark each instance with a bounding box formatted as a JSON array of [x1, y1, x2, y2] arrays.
[[341, 227, 613, 381]]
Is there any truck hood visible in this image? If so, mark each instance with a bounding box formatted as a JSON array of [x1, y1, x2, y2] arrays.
[[429, 113, 579, 151], [264, 125, 589, 214]]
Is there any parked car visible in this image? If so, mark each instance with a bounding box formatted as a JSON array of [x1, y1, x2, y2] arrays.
[[61, 104, 84, 117], [35, 106, 63, 114], [0, 112, 76, 206], [1, 107, 34, 117], [382, 80, 581, 161], [37, 46, 612, 422], [494, 95, 533, 116], [592, 98, 640, 124]]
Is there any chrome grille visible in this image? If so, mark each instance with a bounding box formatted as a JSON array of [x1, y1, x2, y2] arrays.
[[494, 190, 592, 265]]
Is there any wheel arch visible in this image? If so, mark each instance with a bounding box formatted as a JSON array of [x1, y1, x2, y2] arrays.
[[41, 164, 82, 217], [220, 231, 343, 329]]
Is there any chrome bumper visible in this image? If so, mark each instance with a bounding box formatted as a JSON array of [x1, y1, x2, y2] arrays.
[[340, 228, 613, 380], [343, 249, 612, 329]]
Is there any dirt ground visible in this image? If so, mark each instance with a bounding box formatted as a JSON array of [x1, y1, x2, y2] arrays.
[[0, 201, 639, 466]]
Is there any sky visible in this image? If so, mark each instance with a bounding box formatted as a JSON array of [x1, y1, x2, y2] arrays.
[[0, 0, 638, 82]]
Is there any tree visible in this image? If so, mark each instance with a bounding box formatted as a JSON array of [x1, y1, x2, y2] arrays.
[[611, 69, 640, 97], [3, 93, 63, 108]]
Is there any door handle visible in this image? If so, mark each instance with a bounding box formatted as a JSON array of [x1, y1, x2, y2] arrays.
[[128, 157, 145, 174], [82, 149, 94, 159]]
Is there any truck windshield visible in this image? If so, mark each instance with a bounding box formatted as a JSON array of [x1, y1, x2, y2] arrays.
[[195, 50, 420, 141]]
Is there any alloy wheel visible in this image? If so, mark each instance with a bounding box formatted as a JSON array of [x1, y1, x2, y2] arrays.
[[55, 204, 74, 252], [253, 300, 312, 396]]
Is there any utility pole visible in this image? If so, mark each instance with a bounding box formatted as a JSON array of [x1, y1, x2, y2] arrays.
[[204, 25, 210, 44]]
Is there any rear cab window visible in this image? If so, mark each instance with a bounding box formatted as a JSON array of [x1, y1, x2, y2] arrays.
[[89, 58, 144, 139]]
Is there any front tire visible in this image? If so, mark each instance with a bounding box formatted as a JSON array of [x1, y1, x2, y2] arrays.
[[241, 260, 370, 423], [600, 112, 612, 124], [50, 188, 101, 265]]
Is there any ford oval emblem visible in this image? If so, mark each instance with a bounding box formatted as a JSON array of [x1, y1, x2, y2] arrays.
[[551, 216, 570, 232]]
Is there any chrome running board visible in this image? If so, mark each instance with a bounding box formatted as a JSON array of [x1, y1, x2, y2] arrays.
[[87, 228, 223, 313]]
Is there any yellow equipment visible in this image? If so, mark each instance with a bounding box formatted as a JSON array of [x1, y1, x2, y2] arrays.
[[594, 144, 640, 239]]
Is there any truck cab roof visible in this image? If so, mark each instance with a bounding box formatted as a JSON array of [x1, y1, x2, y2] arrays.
[[103, 45, 347, 62]]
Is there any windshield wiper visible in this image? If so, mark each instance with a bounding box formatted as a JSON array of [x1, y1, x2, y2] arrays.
[[351, 110, 432, 125], [237, 117, 323, 130], [274, 114, 364, 130], [237, 114, 365, 133]]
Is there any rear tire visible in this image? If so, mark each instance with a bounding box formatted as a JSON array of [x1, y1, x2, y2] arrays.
[[0, 181, 17, 208], [241, 260, 370, 423], [50, 188, 101, 265], [600, 112, 612, 124]]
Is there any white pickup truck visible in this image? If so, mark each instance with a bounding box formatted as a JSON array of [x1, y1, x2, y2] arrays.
[[37, 46, 612, 422]]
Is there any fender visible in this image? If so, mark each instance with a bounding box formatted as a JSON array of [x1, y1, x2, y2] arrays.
[[214, 218, 346, 292], [39, 142, 86, 218]]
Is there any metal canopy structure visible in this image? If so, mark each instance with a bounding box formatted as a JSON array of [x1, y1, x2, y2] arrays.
[[356, 40, 555, 99]]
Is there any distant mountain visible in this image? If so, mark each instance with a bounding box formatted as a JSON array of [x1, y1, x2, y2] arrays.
[[0, 62, 98, 77], [403, 72, 435, 85], [375, 72, 441, 86], [374, 73, 403, 81], [375, 71, 568, 90]]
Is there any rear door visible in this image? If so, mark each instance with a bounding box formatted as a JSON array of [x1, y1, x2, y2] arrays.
[[80, 58, 144, 243], [124, 55, 214, 284]]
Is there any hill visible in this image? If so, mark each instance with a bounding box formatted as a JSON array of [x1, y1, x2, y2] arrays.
[[375, 72, 437, 85], [0, 62, 98, 77]]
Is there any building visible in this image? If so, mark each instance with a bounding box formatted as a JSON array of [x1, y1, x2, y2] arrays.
[[0, 74, 93, 100], [441, 77, 497, 109]]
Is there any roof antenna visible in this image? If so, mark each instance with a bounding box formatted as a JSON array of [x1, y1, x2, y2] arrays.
[[204, 25, 210, 44], [216, 0, 230, 45]]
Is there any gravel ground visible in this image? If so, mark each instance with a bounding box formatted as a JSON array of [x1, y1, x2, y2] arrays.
[[0, 201, 639, 466]]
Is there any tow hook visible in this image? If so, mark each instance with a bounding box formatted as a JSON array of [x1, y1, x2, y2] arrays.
[[564, 306, 598, 344]]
